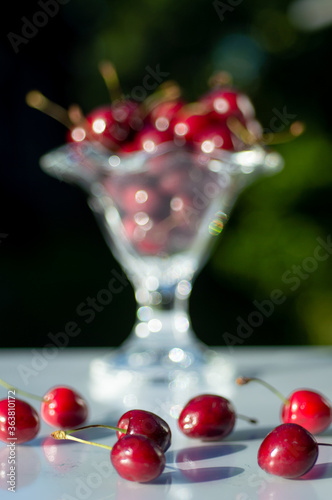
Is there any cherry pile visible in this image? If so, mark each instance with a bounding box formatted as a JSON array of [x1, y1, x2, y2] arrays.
[[26, 64, 303, 258]]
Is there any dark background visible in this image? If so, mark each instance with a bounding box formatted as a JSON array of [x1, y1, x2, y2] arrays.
[[1, 0, 332, 349]]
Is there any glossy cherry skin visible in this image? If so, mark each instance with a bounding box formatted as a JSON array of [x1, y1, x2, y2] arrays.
[[178, 394, 236, 440], [172, 109, 211, 142], [0, 398, 40, 444], [192, 123, 237, 153], [41, 386, 88, 429], [111, 434, 166, 482], [120, 124, 173, 153], [199, 87, 255, 121], [149, 99, 185, 131], [111, 99, 143, 132], [67, 105, 131, 149], [258, 423, 318, 478], [281, 389, 332, 434], [116, 409, 171, 452]]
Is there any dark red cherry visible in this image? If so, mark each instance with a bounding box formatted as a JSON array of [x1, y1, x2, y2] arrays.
[[237, 377, 332, 435], [67, 105, 130, 149], [192, 123, 237, 153], [172, 105, 211, 142], [111, 99, 143, 131], [282, 390, 332, 435], [178, 394, 236, 440], [199, 87, 255, 121], [257, 423, 318, 478], [41, 386, 88, 429], [111, 434, 166, 482], [120, 124, 173, 153], [0, 398, 40, 444], [116, 183, 161, 214], [149, 99, 185, 132], [116, 409, 171, 452]]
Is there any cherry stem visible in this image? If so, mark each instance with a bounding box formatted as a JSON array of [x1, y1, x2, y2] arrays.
[[0, 377, 45, 403], [98, 60, 123, 102], [141, 81, 181, 117], [51, 424, 127, 450], [262, 121, 305, 145], [64, 424, 127, 435], [237, 414, 258, 424], [226, 116, 258, 145], [25, 90, 73, 129], [51, 430, 113, 451], [208, 70, 233, 88], [317, 443, 332, 448], [236, 376, 289, 405]]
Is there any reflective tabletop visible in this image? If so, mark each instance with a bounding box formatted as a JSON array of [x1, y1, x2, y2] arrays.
[[1, 346, 332, 500]]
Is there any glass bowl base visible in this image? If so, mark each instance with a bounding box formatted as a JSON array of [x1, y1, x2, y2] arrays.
[[89, 340, 236, 418]]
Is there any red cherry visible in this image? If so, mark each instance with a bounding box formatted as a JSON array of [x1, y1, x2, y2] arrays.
[[192, 123, 237, 153], [120, 124, 173, 154], [116, 409, 172, 452], [67, 105, 132, 149], [237, 377, 332, 435], [116, 183, 161, 214], [110, 434, 166, 482], [111, 99, 143, 132], [178, 394, 237, 440], [199, 87, 255, 121], [41, 386, 88, 429], [0, 398, 40, 444], [172, 105, 211, 142], [258, 423, 319, 478], [149, 99, 185, 132], [282, 389, 332, 434]]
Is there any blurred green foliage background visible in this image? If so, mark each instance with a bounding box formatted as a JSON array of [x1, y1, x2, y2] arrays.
[[1, 0, 332, 348]]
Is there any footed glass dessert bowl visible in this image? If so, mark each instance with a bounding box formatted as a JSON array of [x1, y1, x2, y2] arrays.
[[40, 140, 283, 406], [30, 67, 293, 412]]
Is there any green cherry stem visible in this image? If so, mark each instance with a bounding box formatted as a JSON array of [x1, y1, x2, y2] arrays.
[[52, 430, 113, 450], [51, 424, 127, 450], [237, 414, 258, 424], [0, 377, 45, 403], [64, 424, 127, 435], [236, 376, 289, 405]]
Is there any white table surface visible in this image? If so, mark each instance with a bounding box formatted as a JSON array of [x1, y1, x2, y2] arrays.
[[1, 346, 332, 499]]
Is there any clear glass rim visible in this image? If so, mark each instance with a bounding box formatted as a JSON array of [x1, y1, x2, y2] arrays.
[[40, 140, 284, 180]]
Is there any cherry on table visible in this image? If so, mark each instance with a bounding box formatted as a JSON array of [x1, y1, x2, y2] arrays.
[[178, 394, 257, 440], [41, 386, 88, 429], [237, 376, 332, 434], [111, 434, 166, 483], [116, 409, 172, 452], [0, 398, 40, 444], [257, 423, 319, 478]]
